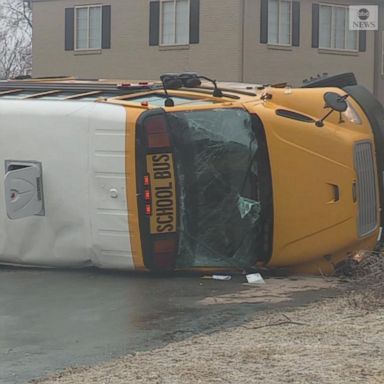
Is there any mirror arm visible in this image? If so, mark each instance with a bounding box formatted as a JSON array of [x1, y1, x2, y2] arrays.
[[338, 94, 349, 103], [161, 86, 174, 106], [198, 76, 223, 97], [160, 78, 175, 107], [315, 93, 350, 127], [315, 109, 334, 127]]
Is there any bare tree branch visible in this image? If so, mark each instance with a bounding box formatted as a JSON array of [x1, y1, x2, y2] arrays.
[[0, 0, 32, 79]]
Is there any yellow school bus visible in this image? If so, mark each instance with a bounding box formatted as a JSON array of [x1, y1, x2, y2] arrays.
[[0, 73, 380, 274]]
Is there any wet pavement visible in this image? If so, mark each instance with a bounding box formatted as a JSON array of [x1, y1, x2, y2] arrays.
[[0, 267, 339, 384]]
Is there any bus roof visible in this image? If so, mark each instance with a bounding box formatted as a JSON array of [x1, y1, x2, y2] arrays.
[[0, 77, 261, 105]]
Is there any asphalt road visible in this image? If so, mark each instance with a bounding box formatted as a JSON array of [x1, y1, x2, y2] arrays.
[[0, 267, 339, 384]]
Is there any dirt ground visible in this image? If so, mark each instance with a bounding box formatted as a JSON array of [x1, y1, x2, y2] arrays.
[[32, 278, 384, 384]]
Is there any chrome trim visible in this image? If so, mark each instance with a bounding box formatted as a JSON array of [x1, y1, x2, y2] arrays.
[[354, 141, 378, 237]]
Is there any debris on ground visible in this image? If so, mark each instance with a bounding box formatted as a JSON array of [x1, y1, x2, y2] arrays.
[[245, 273, 265, 284], [212, 274, 232, 281], [201, 274, 232, 281]]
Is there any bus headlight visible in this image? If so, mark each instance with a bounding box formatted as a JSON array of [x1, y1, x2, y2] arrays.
[[343, 102, 362, 125]]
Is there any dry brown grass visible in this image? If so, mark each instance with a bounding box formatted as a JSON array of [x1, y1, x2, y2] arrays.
[[344, 250, 384, 311], [32, 297, 384, 384]]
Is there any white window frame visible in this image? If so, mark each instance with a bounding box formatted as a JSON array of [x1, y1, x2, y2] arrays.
[[74, 4, 102, 51], [159, 0, 190, 46], [319, 3, 359, 52], [268, 0, 292, 46]]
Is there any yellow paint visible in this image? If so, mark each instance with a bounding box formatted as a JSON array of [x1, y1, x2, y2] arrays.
[[12, 77, 380, 274], [244, 87, 379, 273], [124, 107, 146, 271]]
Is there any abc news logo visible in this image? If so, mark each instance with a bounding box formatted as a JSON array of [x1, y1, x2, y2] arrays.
[[350, 6, 378, 30]]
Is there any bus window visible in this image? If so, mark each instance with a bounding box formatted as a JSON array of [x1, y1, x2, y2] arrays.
[[167, 109, 272, 269]]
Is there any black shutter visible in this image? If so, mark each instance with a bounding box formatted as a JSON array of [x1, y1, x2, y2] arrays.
[[292, 1, 300, 47], [359, 30, 367, 52], [312, 3, 319, 48], [102, 5, 111, 49], [65, 8, 74, 51], [189, 0, 200, 44], [260, 0, 268, 44], [149, 1, 160, 46]]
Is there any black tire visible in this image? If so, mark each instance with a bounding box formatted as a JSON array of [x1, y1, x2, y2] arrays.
[[302, 72, 357, 89]]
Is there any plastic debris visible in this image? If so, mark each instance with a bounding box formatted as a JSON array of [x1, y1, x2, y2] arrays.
[[246, 273, 265, 284], [212, 275, 232, 281]]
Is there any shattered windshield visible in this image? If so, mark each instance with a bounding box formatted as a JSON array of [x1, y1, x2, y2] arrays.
[[167, 108, 266, 269]]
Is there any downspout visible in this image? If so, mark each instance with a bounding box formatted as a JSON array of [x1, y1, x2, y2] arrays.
[[240, 0, 245, 82], [373, 1, 380, 98]]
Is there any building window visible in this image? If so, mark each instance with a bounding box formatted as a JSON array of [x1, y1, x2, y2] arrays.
[[319, 4, 358, 51], [75, 5, 102, 50], [268, 0, 292, 45], [160, 0, 190, 45]]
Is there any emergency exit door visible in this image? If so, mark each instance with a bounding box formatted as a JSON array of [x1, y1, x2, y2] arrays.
[[4, 161, 45, 219]]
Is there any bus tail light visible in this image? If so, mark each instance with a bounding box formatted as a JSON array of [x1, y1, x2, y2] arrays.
[[153, 238, 177, 269], [144, 115, 170, 148]]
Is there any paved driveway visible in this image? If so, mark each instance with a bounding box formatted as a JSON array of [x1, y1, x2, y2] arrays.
[[0, 267, 338, 384]]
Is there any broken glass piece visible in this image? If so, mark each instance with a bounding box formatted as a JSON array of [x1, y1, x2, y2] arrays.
[[238, 196, 260, 221]]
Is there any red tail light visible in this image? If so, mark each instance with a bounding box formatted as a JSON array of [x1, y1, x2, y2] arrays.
[[117, 83, 131, 88], [153, 238, 177, 269], [144, 115, 170, 148], [153, 253, 175, 269], [154, 238, 176, 253], [144, 174, 151, 215]]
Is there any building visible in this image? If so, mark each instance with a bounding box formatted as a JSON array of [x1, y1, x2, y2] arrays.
[[31, 0, 383, 102], [375, 2, 384, 103]]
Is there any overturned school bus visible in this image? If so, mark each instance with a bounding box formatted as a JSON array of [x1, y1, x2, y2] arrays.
[[0, 72, 382, 274]]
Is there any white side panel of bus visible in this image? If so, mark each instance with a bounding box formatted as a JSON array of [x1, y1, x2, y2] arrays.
[[0, 100, 133, 270], [88, 105, 134, 270]]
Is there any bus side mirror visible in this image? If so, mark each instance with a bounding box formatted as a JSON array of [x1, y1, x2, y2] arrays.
[[315, 92, 349, 127], [324, 92, 348, 113], [179, 73, 202, 88], [160, 74, 183, 90]]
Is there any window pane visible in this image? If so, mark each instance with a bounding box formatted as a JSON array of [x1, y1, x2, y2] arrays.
[[175, 0, 189, 44], [268, 0, 278, 44], [279, 1, 291, 45], [76, 8, 88, 49], [162, 1, 175, 45], [346, 31, 357, 50], [334, 7, 346, 50], [89, 7, 102, 49], [346, 12, 357, 50], [319, 5, 331, 48]]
